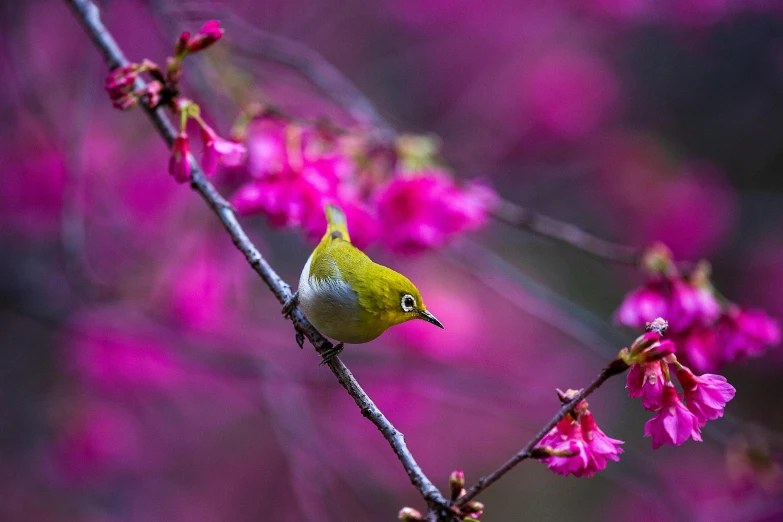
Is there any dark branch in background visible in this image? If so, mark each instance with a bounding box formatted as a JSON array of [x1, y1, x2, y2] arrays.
[[457, 358, 629, 506], [63, 0, 449, 515], [490, 199, 641, 266], [163, 3, 643, 268]]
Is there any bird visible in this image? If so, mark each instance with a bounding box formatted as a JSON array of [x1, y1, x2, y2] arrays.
[[283, 204, 444, 363]]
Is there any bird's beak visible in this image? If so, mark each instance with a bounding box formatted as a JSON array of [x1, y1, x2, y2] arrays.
[[418, 310, 444, 329]]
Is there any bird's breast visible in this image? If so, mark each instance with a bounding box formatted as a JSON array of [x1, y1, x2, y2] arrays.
[[298, 255, 371, 343]]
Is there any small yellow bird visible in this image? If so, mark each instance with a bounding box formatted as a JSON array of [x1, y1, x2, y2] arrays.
[[284, 204, 444, 362]]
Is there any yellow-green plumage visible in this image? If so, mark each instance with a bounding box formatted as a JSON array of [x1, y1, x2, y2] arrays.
[[297, 205, 443, 344]]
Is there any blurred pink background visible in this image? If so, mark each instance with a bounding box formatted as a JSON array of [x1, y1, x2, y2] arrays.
[[2, 0, 783, 520]]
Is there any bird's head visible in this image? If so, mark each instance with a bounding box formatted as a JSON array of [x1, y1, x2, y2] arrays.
[[361, 266, 444, 331]]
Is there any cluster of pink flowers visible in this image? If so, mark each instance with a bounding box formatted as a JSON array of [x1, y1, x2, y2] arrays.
[[231, 114, 496, 252], [537, 393, 624, 478], [616, 245, 780, 372], [623, 319, 736, 448], [537, 318, 736, 477]]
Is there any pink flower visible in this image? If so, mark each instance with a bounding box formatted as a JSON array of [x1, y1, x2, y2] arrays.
[[374, 170, 495, 254], [644, 385, 702, 449], [169, 132, 191, 183], [614, 281, 669, 328], [538, 409, 623, 478], [616, 277, 720, 332], [675, 367, 736, 425], [669, 279, 720, 331], [231, 171, 329, 229], [719, 307, 781, 361], [245, 117, 288, 178], [201, 127, 247, 176], [186, 20, 224, 53], [626, 360, 666, 410], [673, 325, 722, 373], [580, 410, 624, 467]]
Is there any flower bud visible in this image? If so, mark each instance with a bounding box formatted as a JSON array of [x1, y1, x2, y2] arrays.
[[464, 501, 485, 518], [186, 20, 224, 53], [638, 339, 676, 363], [169, 132, 191, 183], [449, 469, 465, 499], [175, 31, 190, 57], [630, 331, 662, 357], [529, 446, 554, 459], [398, 507, 423, 521]]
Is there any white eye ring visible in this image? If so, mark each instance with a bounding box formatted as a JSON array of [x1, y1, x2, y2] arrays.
[[401, 294, 415, 312]]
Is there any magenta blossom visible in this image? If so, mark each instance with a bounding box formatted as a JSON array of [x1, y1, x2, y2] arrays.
[[672, 325, 722, 373], [374, 170, 496, 254], [626, 360, 666, 410], [719, 306, 781, 361], [675, 366, 736, 426], [668, 278, 720, 331], [169, 132, 191, 183], [644, 384, 703, 449], [538, 409, 623, 478], [231, 169, 333, 230], [615, 276, 719, 331], [186, 20, 224, 53], [201, 127, 247, 176], [614, 280, 669, 328]]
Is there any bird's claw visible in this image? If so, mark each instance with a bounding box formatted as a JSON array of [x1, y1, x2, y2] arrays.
[[281, 291, 299, 318], [294, 329, 305, 349], [319, 343, 343, 366]]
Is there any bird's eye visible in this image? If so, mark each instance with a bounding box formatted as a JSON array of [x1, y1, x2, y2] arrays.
[[401, 294, 415, 312]]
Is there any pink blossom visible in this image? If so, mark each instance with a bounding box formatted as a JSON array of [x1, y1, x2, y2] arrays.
[[201, 127, 247, 176], [231, 171, 330, 229], [235, 121, 361, 236], [245, 117, 288, 178], [626, 360, 667, 410], [644, 385, 702, 449], [719, 307, 781, 361], [669, 278, 720, 331], [169, 132, 191, 183], [374, 171, 496, 254], [538, 410, 623, 478], [614, 281, 669, 327], [186, 20, 224, 53], [580, 411, 624, 467], [672, 325, 722, 373], [675, 366, 736, 425]]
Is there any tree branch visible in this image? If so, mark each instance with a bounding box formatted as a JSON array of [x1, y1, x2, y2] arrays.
[[456, 358, 629, 507], [490, 198, 642, 266], [64, 0, 448, 512]]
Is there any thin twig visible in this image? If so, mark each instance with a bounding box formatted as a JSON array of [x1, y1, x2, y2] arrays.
[[63, 0, 448, 513], [456, 358, 629, 507], [491, 198, 642, 266]]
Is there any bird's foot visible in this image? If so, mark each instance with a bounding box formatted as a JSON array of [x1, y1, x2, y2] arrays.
[[319, 343, 344, 366], [281, 291, 299, 318]]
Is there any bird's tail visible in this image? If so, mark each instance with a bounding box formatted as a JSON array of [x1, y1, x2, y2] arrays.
[[324, 204, 351, 243]]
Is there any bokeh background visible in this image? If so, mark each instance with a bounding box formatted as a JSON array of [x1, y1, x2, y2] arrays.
[[2, 0, 783, 520]]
